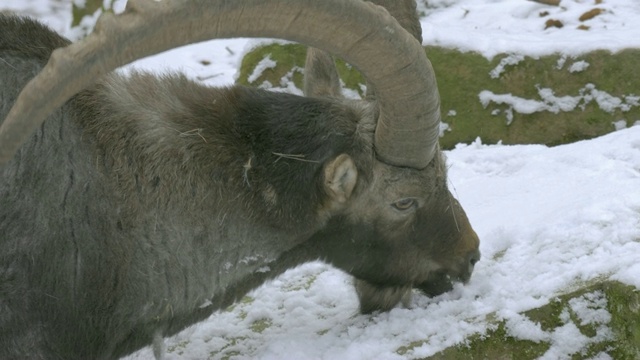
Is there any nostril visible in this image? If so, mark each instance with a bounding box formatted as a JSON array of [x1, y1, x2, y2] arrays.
[[469, 250, 481, 267]]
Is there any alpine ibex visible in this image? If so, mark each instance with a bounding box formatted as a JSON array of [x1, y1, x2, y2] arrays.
[[0, 0, 480, 358]]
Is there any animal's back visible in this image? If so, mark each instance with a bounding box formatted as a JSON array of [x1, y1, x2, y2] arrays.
[[0, 16, 69, 124], [0, 15, 110, 359]]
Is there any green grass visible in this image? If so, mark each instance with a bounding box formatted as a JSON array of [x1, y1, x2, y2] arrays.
[[238, 44, 640, 149]]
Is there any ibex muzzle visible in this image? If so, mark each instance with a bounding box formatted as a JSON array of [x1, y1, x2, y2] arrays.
[[0, 0, 479, 358]]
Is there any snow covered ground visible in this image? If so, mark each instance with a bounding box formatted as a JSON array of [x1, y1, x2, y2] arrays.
[[125, 128, 640, 360], [421, 0, 640, 58], [2, 0, 639, 359]]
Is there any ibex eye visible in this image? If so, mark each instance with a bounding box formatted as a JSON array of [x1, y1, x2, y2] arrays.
[[392, 198, 416, 211]]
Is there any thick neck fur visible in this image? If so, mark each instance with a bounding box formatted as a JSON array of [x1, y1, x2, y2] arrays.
[[74, 72, 374, 230]]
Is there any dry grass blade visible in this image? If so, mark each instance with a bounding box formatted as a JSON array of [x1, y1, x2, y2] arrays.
[[528, 0, 561, 6], [272, 153, 319, 163]]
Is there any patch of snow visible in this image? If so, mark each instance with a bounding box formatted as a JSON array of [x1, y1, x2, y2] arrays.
[[256, 266, 271, 274], [624, 95, 640, 107], [556, 55, 568, 70], [590, 353, 614, 360], [580, 84, 622, 113], [421, 0, 640, 59], [612, 120, 627, 131], [341, 87, 362, 100], [439, 122, 451, 137], [199, 300, 213, 309], [480, 84, 639, 123], [479, 90, 545, 116], [505, 314, 547, 342], [258, 81, 273, 90], [542, 322, 592, 359], [278, 67, 304, 96], [489, 54, 525, 79], [358, 83, 367, 96], [504, 106, 514, 125], [248, 55, 277, 84], [569, 292, 611, 327], [569, 60, 590, 73], [537, 291, 614, 359], [537, 86, 582, 112]]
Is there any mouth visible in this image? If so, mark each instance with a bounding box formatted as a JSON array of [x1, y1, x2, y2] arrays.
[[416, 270, 467, 297]]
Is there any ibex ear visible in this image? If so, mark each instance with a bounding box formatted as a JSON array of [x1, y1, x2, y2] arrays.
[[324, 154, 357, 204]]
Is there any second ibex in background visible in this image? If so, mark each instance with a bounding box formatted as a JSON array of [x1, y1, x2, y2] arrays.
[[0, 0, 480, 358]]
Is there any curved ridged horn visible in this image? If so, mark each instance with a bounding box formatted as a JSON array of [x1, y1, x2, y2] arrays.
[[363, 0, 439, 168], [364, 0, 424, 102], [369, 0, 424, 43], [0, 0, 439, 168]]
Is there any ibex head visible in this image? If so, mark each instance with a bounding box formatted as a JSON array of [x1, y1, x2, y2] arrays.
[[301, 0, 480, 312]]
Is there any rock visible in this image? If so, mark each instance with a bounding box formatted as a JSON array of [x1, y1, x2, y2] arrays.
[[545, 19, 564, 29]]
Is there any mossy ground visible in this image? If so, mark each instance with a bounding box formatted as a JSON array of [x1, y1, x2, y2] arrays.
[[238, 44, 640, 149], [71, 0, 114, 36], [420, 281, 639, 359], [71, 0, 102, 27]]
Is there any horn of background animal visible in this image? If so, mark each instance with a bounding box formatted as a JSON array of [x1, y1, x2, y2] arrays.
[[0, 0, 440, 169], [364, 0, 424, 102], [364, 0, 439, 168]]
